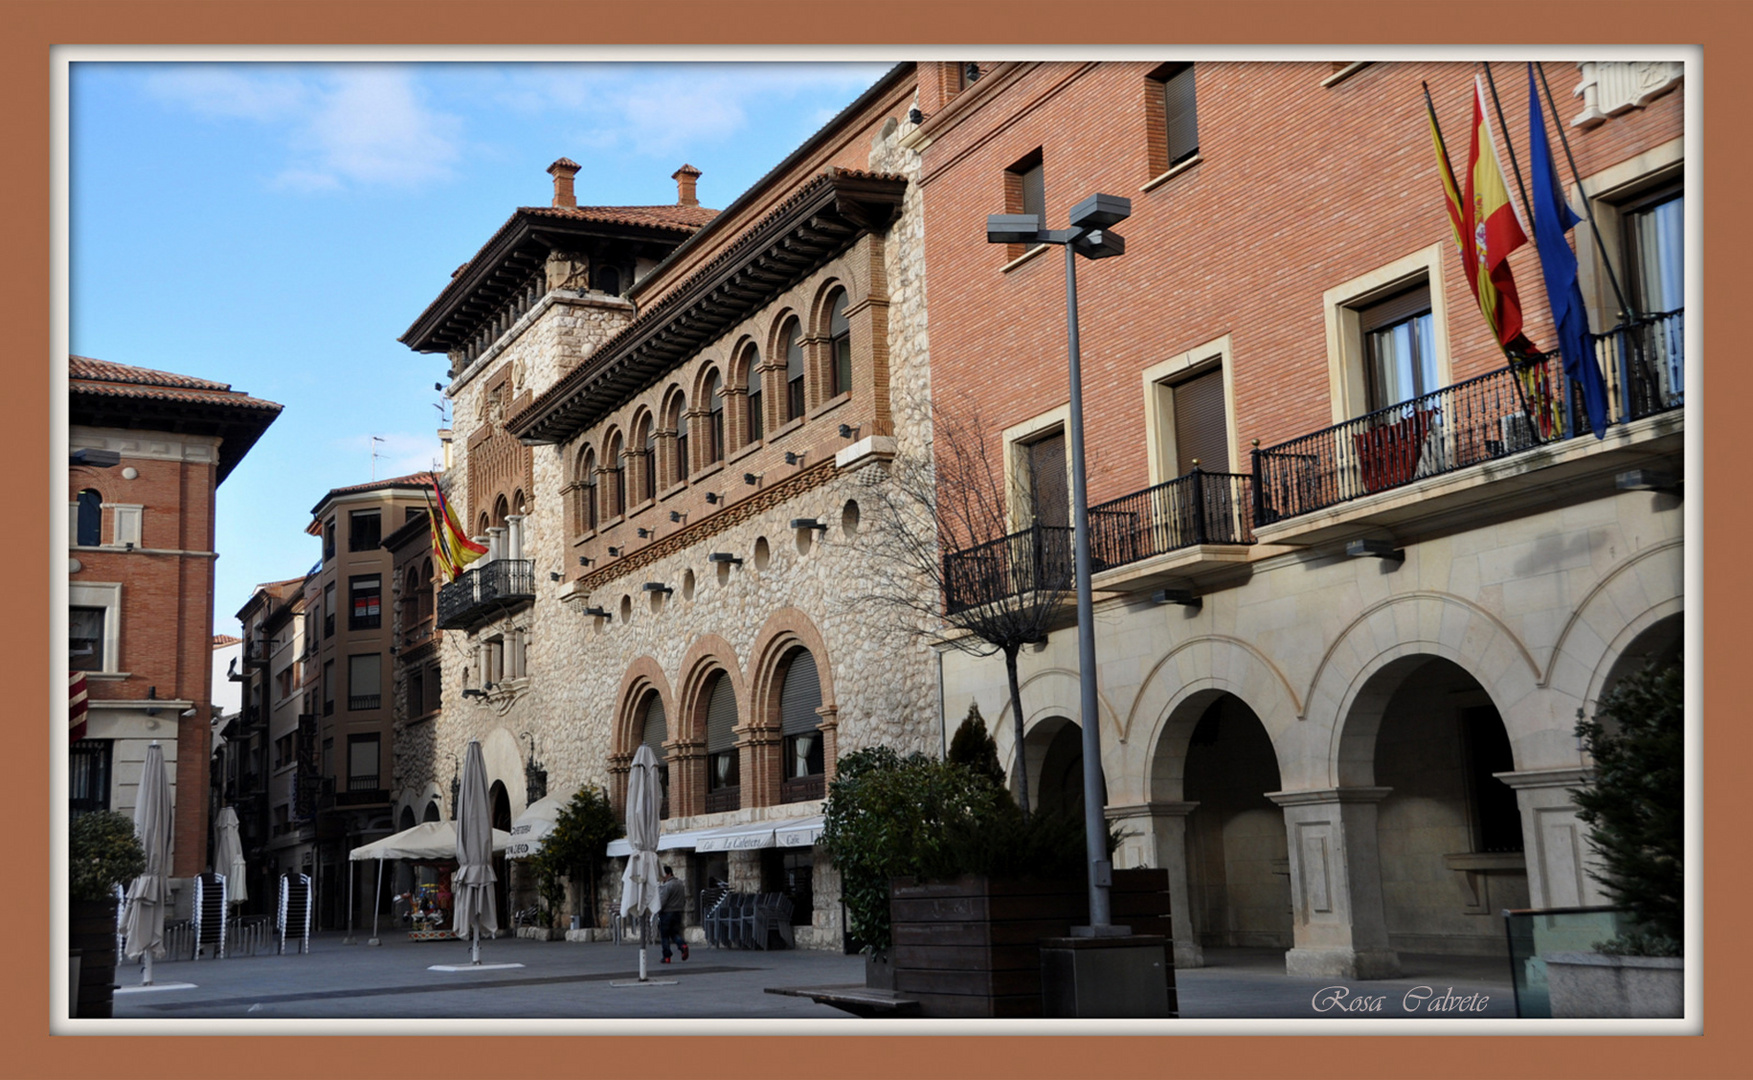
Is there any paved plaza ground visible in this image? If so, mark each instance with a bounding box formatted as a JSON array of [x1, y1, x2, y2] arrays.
[[104, 931, 1520, 1024]]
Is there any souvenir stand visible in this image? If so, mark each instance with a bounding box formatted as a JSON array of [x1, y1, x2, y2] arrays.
[[349, 821, 513, 943]]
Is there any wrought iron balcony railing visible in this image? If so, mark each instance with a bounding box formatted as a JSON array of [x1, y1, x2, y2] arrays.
[[436, 558, 536, 630], [942, 523, 1073, 615], [1597, 307, 1683, 423]]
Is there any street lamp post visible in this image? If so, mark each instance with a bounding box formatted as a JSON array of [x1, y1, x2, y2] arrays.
[[988, 193, 1132, 936]]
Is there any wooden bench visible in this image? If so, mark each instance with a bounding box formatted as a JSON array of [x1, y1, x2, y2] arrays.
[[765, 984, 922, 1018]]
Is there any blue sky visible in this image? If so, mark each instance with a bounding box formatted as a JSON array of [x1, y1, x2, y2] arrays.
[[69, 60, 895, 629]]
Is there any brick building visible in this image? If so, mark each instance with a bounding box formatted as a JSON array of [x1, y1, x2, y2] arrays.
[[234, 575, 310, 912], [68, 355, 282, 895], [301, 474, 435, 929], [913, 60, 1684, 977]]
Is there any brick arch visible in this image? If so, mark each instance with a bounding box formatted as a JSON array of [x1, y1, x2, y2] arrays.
[[613, 656, 674, 757], [676, 634, 745, 745], [806, 276, 851, 335], [689, 356, 726, 403], [987, 666, 1123, 797], [763, 307, 805, 363], [727, 334, 762, 389], [747, 607, 837, 803]]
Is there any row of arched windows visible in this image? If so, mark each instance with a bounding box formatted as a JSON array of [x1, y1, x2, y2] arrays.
[[619, 643, 828, 820], [570, 285, 854, 536]]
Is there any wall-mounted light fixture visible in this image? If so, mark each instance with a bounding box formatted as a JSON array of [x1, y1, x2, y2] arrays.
[[707, 552, 743, 567], [607, 546, 622, 557], [705, 492, 722, 505], [784, 451, 805, 466], [583, 605, 612, 621], [1151, 588, 1202, 612], [636, 527, 653, 539], [1616, 468, 1681, 494], [669, 510, 686, 524], [643, 582, 673, 596], [907, 106, 924, 125], [1345, 539, 1404, 563], [790, 518, 829, 533], [578, 556, 594, 567], [70, 448, 122, 468], [838, 423, 860, 440], [462, 687, 487, 700], [549, 571, 563, 582], [743, 472, 763, 486]]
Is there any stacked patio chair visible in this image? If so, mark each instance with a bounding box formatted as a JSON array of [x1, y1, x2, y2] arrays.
[[741, 893, 794, 950], [277, 872, 312, 955], [192, 872, 228, 959]]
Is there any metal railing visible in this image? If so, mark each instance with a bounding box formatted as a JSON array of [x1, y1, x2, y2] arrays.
[[437, 559, 535, 629], [780, 774, 826, 804], [1597, 307, 1683, 423], [1087, 469, 1254, 566], [943, 524, 1074, 614], [1253, 354, 1575, 524]]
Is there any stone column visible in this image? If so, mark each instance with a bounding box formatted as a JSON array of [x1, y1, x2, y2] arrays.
[[1495, 767, 1607, 909], [505, 514, 525, 562], [1267, 787, 1400, 979], [815, 705, 839, 786], [1108, 800, 1202, 969], [486, 526, 506, 564]]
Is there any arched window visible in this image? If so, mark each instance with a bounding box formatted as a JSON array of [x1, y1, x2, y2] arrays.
[[642, 691, 670, 819], [826, 288, 852, 398], [704, 672, 739, 813], [492, 494, 510, 529], [594, 264, 621, 295], [778, 648, 824, 803], [741, 345, 764, 446], [705, 370, 725, 465], [578, 447, 598, 533], [782, 318, 805, 423], [668, 392, 689, 486], [75, 489, 102, 547], [604, 432, 625, 519], [420, 558, 435, 619]]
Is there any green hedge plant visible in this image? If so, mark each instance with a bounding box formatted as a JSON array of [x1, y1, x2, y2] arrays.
[[70, 811, 145, 903]]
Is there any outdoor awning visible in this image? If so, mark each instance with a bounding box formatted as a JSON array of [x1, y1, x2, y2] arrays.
[[604, 817, 826, 858], [505, 794, 568, 859], [347, 821, 513, 862]]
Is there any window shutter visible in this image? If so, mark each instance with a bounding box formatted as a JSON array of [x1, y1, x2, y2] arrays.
[[1359, 285, 1431, 334], [642, 694, 667, 753], [1164, 65, 1199, 164], [779, 651, 822, 736], [706, 674, 738, 752], [1173, 367, 1229, 471]]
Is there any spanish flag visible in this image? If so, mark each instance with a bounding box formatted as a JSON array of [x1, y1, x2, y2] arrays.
[[427, 479, 486, 581], [1426, 78, 1533, 354]]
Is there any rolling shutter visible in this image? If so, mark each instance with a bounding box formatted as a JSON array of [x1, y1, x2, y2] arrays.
[[642, 694, 666, 753], [779, 651, 822, 736], [1173, 367, 1229, 472], [706, 674, 738, 752], [1164, 65, 1199, 164]]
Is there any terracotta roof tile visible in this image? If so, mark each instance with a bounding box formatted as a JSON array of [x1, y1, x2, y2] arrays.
[[70, 355, 235, 392], [519, 202, 719, 231], [212, 634, 242, 648], [323, 471, 437, 499]]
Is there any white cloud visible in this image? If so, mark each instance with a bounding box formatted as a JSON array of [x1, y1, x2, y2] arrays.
[[145, 64, 463, 193]]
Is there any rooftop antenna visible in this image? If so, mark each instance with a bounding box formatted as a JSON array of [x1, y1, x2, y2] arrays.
[[371, 435, 385, 480]]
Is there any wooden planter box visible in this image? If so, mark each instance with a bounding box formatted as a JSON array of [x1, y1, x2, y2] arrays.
[[888, 869, 1174, 1018], [70, 898, 118, 1019]]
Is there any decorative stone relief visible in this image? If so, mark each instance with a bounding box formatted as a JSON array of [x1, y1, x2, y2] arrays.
[[1571, 61, 1683, 129]]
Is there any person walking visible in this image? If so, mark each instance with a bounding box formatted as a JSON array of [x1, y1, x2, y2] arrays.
[[657, 865, 688, 963]]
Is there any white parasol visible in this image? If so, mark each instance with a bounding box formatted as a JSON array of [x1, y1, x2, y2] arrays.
[[121, 742, 171, 985], [619, 745, 663, 983], [452, 739, 497, 964]]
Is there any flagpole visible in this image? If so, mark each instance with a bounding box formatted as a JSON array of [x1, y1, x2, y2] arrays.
[[1481, 62, 1533, 228], [1534, 62, 1636, 322]]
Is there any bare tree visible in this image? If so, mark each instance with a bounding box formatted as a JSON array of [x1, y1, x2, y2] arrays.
[[856, 395, 1074, 821]]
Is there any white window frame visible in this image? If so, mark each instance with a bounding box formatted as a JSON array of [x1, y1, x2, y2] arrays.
[[69, 582, 122, 675], [1571, 136, 1684, 332], [1322, 244, 1453, 425], [1141, 333, 1238, 484]]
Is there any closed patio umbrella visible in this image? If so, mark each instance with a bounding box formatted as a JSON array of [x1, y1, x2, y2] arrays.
[[619, 745, 663, 982], [121, 742, 171, 985], [213, 806, 247, 907], [453, 739, 497, 965]]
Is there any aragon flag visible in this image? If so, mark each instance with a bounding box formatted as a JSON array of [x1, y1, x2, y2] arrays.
[[1463, 75, 1532, 351], [428, 478, 486, 581]]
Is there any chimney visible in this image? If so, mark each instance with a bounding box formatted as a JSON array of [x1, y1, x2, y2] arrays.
[[548, 157, 581, 209], [672, 163, 702, 207]]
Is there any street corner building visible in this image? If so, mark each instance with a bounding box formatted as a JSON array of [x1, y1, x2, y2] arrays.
[[914, 60, 1683, 977], [398, 64, 941, 946], [68, 355, 283, 902]]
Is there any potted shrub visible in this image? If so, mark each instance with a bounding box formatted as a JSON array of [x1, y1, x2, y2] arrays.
[[822, 739, 1145, 1015], [69, 811, 145, 1018], [529, 787, 620, 940], [1548, 658, 1683, 1018]]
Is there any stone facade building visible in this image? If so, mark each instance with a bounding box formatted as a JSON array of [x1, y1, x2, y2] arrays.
[[912, 60, 1684, 977], [68, 355, 281, 902], [400, 64, 939, 946]]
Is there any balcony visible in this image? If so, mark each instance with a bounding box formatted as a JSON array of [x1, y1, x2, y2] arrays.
[[241, 638, 271, 670], [436, 559, 536, 631], [942, 471, 1254, 613], [1251, 314, 1682, 545]]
